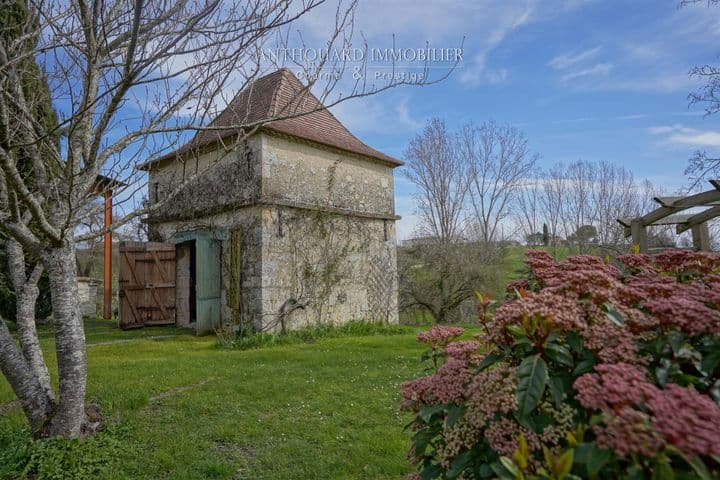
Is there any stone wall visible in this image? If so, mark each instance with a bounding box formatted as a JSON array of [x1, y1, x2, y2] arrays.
[[147, 136, 262, 221], [258, 206, 399, 331], [77, 277, 100, 317], [147, 131, 399, 331], [261, 133, 395, 216]]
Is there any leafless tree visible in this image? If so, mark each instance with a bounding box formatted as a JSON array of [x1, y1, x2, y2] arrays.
[[681, 0, 720, 186], [464, 121, 538, 242], [559, 160, 597, 251], [540, 163, 566, 248], [514, 168, 544, 243], [404, 118, 469, 243], [0, 0, 456, 438], [591, 161, 638, 249], [398, 240, 497, 324]]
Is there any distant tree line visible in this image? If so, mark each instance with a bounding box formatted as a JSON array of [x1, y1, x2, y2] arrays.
[[399, 118, 676, 324]]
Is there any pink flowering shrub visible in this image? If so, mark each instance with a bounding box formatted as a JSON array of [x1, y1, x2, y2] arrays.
[[401, 249, 720, 479]]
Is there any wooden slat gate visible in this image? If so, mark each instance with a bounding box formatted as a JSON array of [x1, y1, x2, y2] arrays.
[[118, 241, 176, 329]]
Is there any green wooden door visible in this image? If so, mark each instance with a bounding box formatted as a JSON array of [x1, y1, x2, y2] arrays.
[[196, 237, 222, 335], [171, 231, 223, 335]]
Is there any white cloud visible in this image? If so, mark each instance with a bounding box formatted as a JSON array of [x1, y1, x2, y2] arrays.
[[648, 124, 720, 148], [560, 63, 613, 82], [616, 114, 648, 120], [295, 0, 594, 89], [548, 46, 602, 70], [330, 95, 422, 135]]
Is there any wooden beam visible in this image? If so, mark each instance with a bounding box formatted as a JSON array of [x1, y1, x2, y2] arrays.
[[103, 190, 113, 321], [652, 189, 720, 209], [619, 214, 694, 228], [630, 219, 648, 253], [691, 223, 712, 251], [676, 205, 720, 233], [639, 206, 683, 226], [654, 196, 720, 207]]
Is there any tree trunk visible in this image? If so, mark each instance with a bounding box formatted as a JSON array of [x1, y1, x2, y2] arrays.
[[6, 239, 54, 401], [0, 317, 55, 437], [43, 242, 87, 438], [16, 284, 54, 400]]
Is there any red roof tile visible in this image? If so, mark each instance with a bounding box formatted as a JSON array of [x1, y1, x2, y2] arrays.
[[140, 69, 401, 169]]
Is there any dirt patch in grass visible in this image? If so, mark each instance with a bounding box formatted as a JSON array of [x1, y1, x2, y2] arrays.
[[0, 399, 20, 416], [149, 377, 216, 402]]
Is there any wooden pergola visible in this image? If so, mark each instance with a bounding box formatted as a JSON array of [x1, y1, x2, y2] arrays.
[[617, 180, 720, 253]]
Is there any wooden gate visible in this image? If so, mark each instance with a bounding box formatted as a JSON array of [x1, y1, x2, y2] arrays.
[[118, 241, 176, 329]]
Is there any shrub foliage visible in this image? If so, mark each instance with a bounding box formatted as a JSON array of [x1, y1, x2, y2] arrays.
[[401, 249, 720, 479]]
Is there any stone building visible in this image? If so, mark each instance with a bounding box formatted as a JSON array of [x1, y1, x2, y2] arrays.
[[139, 69, 400, 334]]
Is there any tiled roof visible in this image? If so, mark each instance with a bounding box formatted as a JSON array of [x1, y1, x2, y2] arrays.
[[139, 69, 401, 169]]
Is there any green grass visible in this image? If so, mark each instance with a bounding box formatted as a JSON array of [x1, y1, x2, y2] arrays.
[[223, 321, 410, 350], [0, 320, 442, 479]]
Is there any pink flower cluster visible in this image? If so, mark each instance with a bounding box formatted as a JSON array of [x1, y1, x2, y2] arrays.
[[403, 248, 720, 476], [485, 290, 585, 344], [575, 363, 720, 459], [416, 325, 464, 350]]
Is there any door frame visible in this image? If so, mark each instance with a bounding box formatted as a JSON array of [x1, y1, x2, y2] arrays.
[[170, 230, 225, 334]]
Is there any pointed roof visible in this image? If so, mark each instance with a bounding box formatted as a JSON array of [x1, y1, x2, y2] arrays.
[[140, 69, 401, 169]]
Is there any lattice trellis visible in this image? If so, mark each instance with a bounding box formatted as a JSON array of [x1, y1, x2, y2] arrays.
[[366, 250, 395, 322]]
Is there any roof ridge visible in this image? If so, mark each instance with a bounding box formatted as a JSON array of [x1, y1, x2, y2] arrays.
[[139, 68, 402, 168]]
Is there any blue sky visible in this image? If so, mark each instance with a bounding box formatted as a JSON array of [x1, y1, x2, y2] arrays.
[[300, 0, 720, 240]]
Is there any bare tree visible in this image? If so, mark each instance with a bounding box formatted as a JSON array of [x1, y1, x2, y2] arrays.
[[560, 160, 597, 251], [591, 161, 638, 249], [681, 0, 720, 186], [464, 121, 538, 242], [541, 163, 566, 248], [0, 0, 456, 438], [404, 118, 469, 242], [514, 168, 544, 244], [398, 241, 495, 324]]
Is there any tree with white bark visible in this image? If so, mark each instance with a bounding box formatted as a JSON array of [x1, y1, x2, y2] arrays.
[[0, 0, 455, 438]]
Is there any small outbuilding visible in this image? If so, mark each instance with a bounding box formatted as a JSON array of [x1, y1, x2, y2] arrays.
[[134, 69, 400, 334]]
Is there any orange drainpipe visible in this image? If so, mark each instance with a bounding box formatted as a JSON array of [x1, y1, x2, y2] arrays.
[[104, 189, 112, 320]]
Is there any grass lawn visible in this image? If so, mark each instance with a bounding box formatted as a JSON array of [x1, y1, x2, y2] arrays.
[[0, 320, 438, 479]]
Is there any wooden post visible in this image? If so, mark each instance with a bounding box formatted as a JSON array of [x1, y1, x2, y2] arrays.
[[691, 222, 711, 251], [103, 189, 113, 320], [630, 219, 648, 253]]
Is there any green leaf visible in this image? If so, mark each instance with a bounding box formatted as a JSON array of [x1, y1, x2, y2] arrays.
[[499, 456, 521, 478], [566, 331, 583, 352], [477, 351, 505, 372], [516, 355, 548, 420], [651, 457, 674, 480], [686, 456, 713, 480], [548, 376, 565, 408], [445, 405, 466, 428], [413, 429, 434, 456], [603, 303, 625, 326], [701, 351, 720, 376], [506, 325, 526, 338], [665, 445, 714, 480], [421, 462, 443, 480], [545, 343, 573, 367], [553, 449, 574, 480], [447, 450, 471, 479], [491, 460, 518, 480], [572, 358, 596, 376], [419, 404, 446, 423], [585, 446, 611, 477]]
